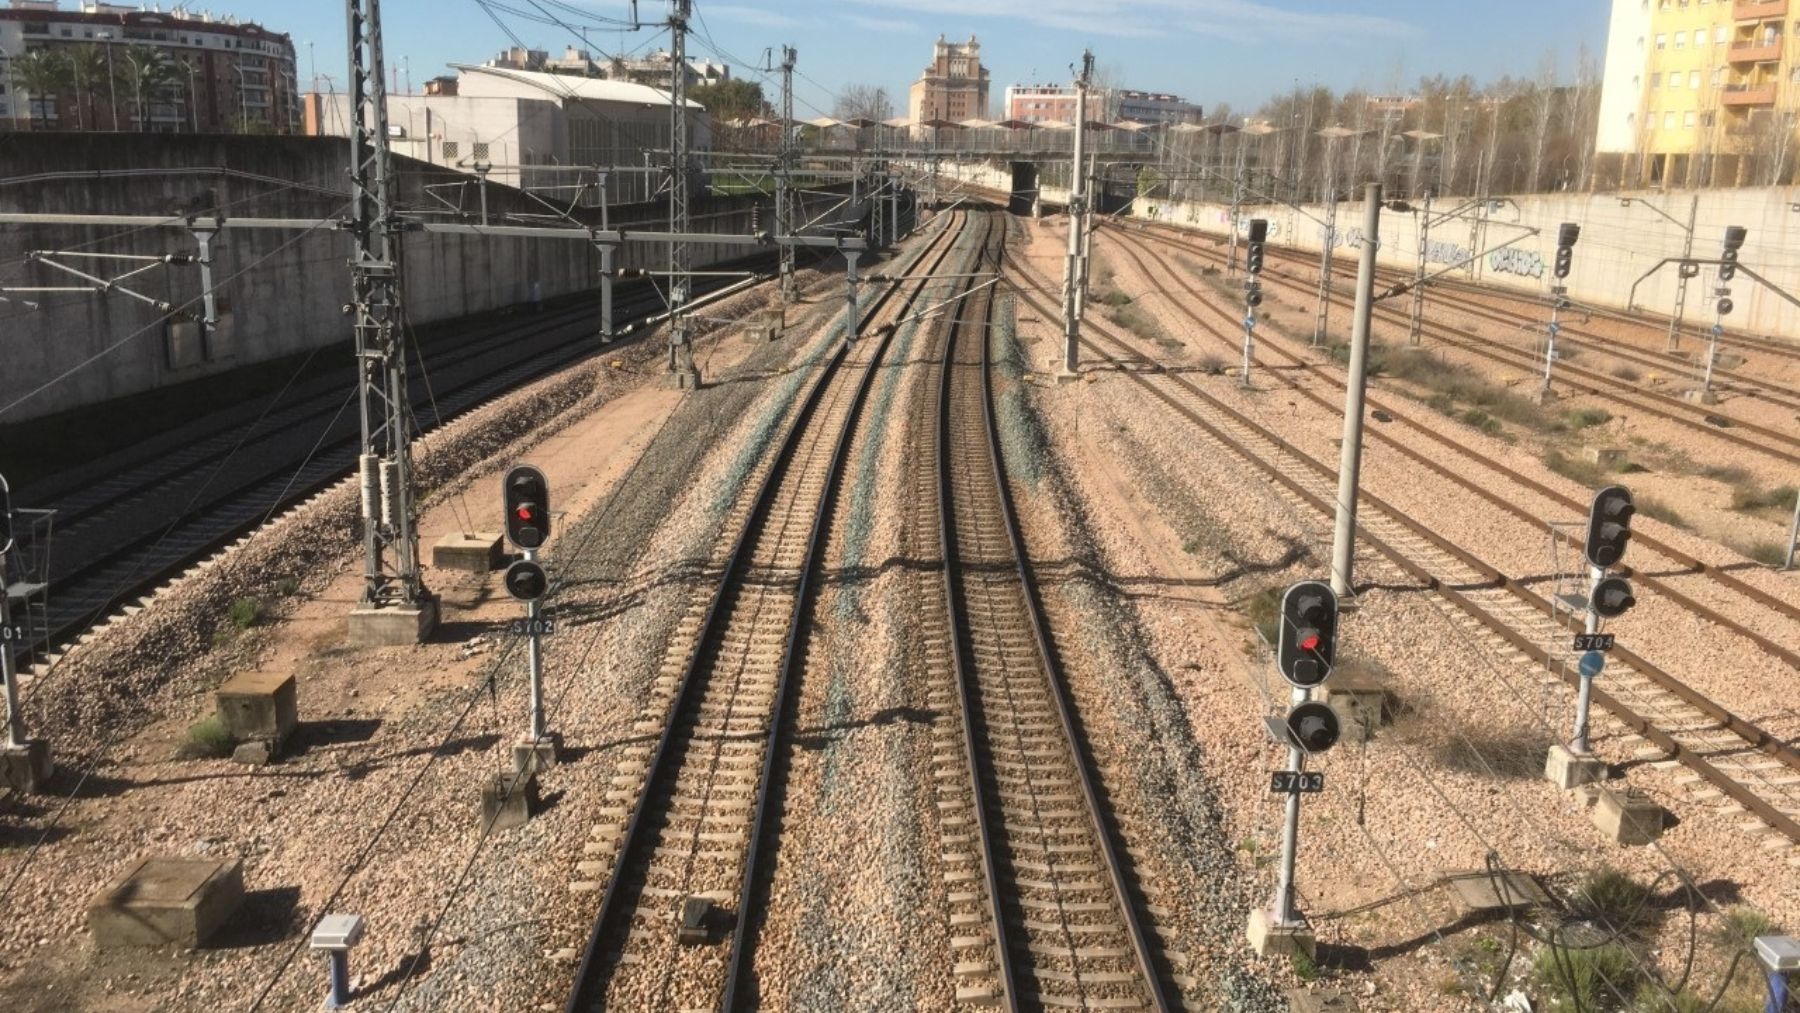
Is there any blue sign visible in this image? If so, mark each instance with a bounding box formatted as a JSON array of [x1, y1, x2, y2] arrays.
[[1578, 651, 1605, 679]]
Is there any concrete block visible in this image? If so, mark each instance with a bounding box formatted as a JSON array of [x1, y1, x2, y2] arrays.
[[215, 670, 297, 747], [746, 307, 786, 343], [1289, 988, 1360, 1012], [513, 734, 560, 776], [1584, 446, 1627, 468], [231, 740, 274, 766], [88, 857, 244, 949], [431, 532, 503, 573], [1594, 786, 1666, 845], [662, 368, 703, 391], [1545, 744, 1608, 790], [1445, 869, 1552, 915], [480, 771, 538, 831], [1321, 671, 1386, 740], [348, 598, 439, 648], [1246, 907, 1315, 960], [1683, 387, 1719, 405], [0, 739, 53, 793], [166, 319, 205, 370]]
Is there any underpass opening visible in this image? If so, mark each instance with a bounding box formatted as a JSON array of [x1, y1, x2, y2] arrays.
[[1009, 161, 1039, 215]]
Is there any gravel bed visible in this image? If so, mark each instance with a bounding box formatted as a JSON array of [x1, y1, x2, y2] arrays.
[[1017, 221, 1799, 1008]]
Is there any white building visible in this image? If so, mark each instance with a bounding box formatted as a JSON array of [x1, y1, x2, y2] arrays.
[[1595, 0, 1653, 154], [303, 63, 708, 205]]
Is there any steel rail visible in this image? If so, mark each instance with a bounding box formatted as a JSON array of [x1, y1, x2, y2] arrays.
[[564, 212, 968, 1012], [1007, 269, 1800, 846]]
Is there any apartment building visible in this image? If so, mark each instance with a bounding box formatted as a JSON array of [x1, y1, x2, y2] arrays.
[[908, 34, 989, 133], [1597, 0, 1799, 186], [0, 0, 296, 132]]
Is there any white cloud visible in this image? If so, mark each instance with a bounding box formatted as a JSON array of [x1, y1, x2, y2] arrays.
[[705, 4, 804, 29], [841, 0, 1418, 41], [845, 13, 922, 33]]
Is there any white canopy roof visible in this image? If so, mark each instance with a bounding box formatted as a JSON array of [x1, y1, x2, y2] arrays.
[[450, 63, 704, 110]]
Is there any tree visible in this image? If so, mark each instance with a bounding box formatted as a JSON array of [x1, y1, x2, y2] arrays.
[[833, 84, 892, 123], [62, 45, 110, 130], [690, 78, 766, 122], [118, 44, 181, 130], [11, 49, 70, 129]]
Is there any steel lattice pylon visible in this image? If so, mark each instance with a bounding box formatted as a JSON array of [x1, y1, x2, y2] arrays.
[[347, 0, 427, 612], [778, 45, 797, 299], [666, 0, 697, 382]]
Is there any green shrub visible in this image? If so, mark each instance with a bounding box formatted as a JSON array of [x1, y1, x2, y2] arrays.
[[179, 715, 237, 759], [1637, 495, 1688, 529], [1569, 408, 1614, 429], [1742, 541, 1789, 566], [1242, 586, 1283, 648], [1612, 364, 1643, 383], [228, 597, 263, 630], [1531, 942, 1640, 1011], [1730, 483, 1797, 513], [1545, 450, 1608, 488], [1461, 409, 1502, 436], [1719, 905, 1775, 949], [1095, 289, 1134, 307], [275, 577, 300, 597], [1573, 867, 1653, 931]]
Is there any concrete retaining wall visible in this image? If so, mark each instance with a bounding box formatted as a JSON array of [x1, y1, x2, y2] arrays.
[[0, 134, 832, 422], [1132, 185, 1800, 342]]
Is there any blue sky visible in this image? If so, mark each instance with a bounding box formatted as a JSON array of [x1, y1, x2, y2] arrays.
[[226, 0, 1610, 116]]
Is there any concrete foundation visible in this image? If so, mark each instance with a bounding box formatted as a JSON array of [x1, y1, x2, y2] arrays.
[[1289, 989, 1360, 1012], [1446, 869, 1553, 914], [480, 771, 538, 831], [1545, 744, 1609, 790], [348, 597, 439, 648], [1246, 907, 1316, 960], [0, 738, 53, 793], [1683, 387, 1720, 405], [431, 533, 504, 574], [1321, 671, 1386, 741], [88, 857, 244, 949], [513, 734, 560, 776], [662, 368, 703, 391], [746, 307, 786, 343], [1594, 786, 1666, 845], [215, 670, 297, 748]]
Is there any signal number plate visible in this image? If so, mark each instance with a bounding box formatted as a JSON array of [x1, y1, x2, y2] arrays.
[[1269, 771, 1325, 794], [1572, 633, 1615, 652], [509, 618, 557, 637]]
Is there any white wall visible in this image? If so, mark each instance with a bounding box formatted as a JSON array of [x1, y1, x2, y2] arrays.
[[1597, 0, 1651, 154], [1134, 185, 1800, 340]]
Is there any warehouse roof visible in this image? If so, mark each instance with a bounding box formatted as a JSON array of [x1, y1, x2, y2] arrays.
[[449, 64, 705, 110]]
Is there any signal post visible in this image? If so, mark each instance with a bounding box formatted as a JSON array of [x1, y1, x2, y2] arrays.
[[0, 474, 53, 793], [1546, 485, 1637, 789], [1248, 580, 1342, 961]]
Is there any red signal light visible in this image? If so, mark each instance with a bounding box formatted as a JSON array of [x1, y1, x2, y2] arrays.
[[516, 505, 535, 521], [1299, 631, 1321, 652]]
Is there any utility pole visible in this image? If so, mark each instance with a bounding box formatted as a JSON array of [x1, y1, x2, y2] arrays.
[[1408, 191, 1431, 345], [1227, 133, 1247, 275], [1670, 193, 1699, 352], [665, 0, 699, 388], [1785, 488, 1799, 570], [1312, 186, 1336, 347], [596, 169, 615, 343], [1329, 183, 1382, 602], [1060, 49, 1093, 379], [345, 0, 435, 644], [776, 45, 797, 301]]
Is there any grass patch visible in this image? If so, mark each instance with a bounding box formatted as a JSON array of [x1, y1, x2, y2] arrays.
[[1531, 942, 1640, 1011], [1611, 364, 1643, 383], [1197, 353, 1228, 375], [1434, 729, 1553, 780], [1241, 586, 1282, 648], [1093, 288, 1134, 308], [1572, 867, 1653, 931], [1718, 905, 1775, 950], [1568, 408, 1614, 429], [178, 715, 237, 760], [1730, 483, 1797, 513], [228, 597, 263, 630], [1461, 409, 1502, 437], [1107, 303, 1174, 347], [1545, 450, 1610, 488], [1739, 540, 1790, 566], [1637, 495, 1688, 529], [1290, 949, 1320, 982], [1701, 463, 1754, 485]]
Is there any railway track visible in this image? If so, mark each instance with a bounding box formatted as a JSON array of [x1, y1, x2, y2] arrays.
[[10, 251, 786, 665], [564, 211, 972, 1012], [931, 218, 1174, 1011], [1005, 250, 1800, 853], [1098, 228, 1800, 662], [1111, 220, 1800, 467]]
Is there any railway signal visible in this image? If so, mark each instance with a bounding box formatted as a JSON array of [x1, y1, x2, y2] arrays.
[[1701, 226, 1747, 403], [502, 465, 556, 775], [1591, 575, 1636, 618], [1583, 485, 1635, 569], [1285, 701, 1341, 755], [1241, 218, 1268, 387], [0, 471, 52, 794], [503, 465, 551, 551], [1276, 580, 1337, 689], [1540, 223, 1580, 400]]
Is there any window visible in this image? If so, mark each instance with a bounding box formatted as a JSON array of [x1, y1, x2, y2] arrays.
[[1652, 72, 1663, 87], [1675, 31, 1686, 48], [1656, 33, 1667, 49], [1714, 66, 1725, 85], [1685, 110, 1697, 126], [1664, 111, 1676, 128], [1690, 70, 1701, 88]]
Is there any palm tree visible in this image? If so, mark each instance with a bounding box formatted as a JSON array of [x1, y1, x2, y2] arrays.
[[63, 44, 108, 130], [10, 49, 71, 130], [117, 44, 175, 130]]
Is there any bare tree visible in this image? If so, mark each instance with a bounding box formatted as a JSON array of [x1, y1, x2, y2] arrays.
[[833, 84, 893, 123], [1524, 53, 1559, 193]]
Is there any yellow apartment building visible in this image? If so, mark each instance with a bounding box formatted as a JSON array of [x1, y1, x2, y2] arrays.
[[1597, 0, 1799, 185]]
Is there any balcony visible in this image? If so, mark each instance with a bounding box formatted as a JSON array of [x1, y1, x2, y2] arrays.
[[1729, 35, 1783, 62], [1734, 0, 1787, 20], [1722, 81, 1778, 105]]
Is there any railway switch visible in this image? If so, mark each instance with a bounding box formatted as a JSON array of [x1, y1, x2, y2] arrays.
[[503, 464, 551, 551], [1276, 580, 1338, 689]]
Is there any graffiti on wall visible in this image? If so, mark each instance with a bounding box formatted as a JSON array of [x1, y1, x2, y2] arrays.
[[1488, 247, 1546, 279], [1424, 239, 1471, 267]]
